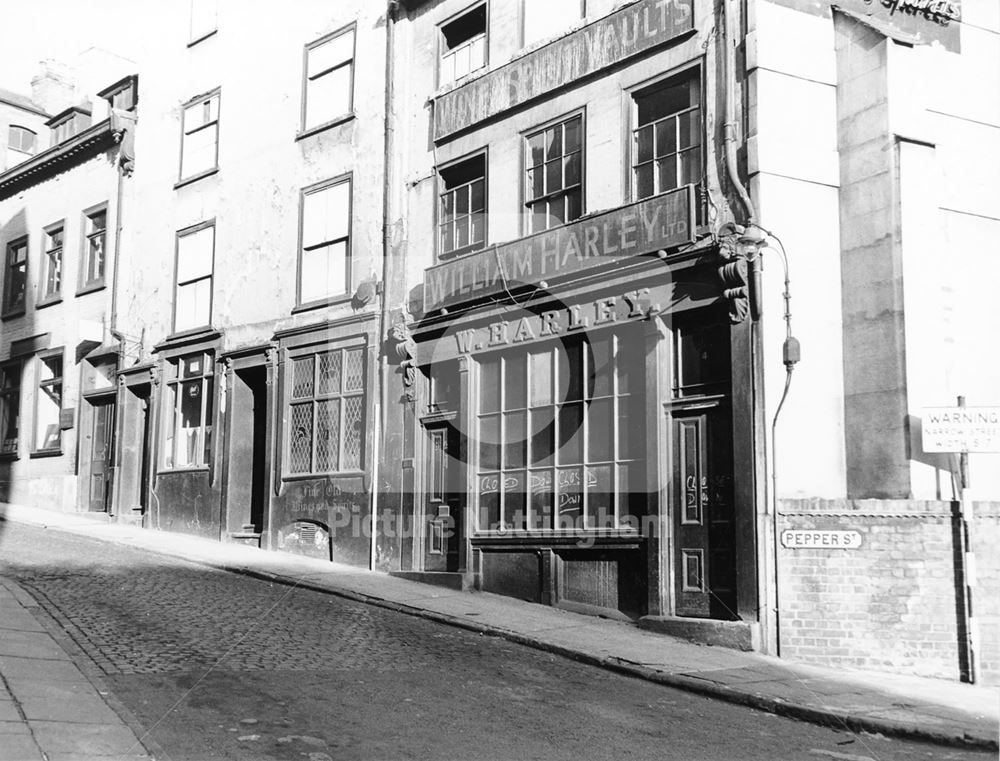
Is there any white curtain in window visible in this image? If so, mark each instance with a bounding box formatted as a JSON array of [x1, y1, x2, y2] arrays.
[[524, 0, 582, 46], [303, 181, 350, 249]]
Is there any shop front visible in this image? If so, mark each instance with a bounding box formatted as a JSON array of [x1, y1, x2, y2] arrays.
[[407, 189, 760, 630]]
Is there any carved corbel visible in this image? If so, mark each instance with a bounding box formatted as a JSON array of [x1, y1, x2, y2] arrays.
[[387, 314, 417, 402]]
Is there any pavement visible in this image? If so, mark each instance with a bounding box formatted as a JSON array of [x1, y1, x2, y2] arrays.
[[0, 502, 997, 758]]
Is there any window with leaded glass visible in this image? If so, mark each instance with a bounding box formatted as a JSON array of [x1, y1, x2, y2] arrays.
[[83, 206, 107, 289], [3, 237, 28, 316], [476, 329, 645, 532], [438, 153, 486, 260], [0, 361, 22, 455], [288, 347, 365, 475], [42, 224, 63, 300], [632, 70, 701, 200], [35, 351, 63, 452], [163, 352, 214, 469], [525, 114, 583, 234]]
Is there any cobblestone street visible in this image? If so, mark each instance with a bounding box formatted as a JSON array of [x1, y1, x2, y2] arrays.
[[0, 522, 991, 761]]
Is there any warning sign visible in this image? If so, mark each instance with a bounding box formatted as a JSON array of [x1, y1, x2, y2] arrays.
[[922, 407, 1000, 453]]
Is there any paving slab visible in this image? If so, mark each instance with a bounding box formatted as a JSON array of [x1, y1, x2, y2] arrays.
[[0, 630, 69, 661], [0, 733, 43, 761], [29, 721, 147, 756], [0, 655, 90, 682]]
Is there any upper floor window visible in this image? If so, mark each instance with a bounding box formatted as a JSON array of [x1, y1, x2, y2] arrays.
[[99, 75, 138, 112], [48, 107, 92, 145], [440, 3, 487, 87], [632, 70, 702, 200], [303, 26, 355, 132], [34, 351, 63, 453], [438, 152, 486, 260], [0, 361, 22, 455], [163, 352, 213, 469], [180, 91, 220, 181], [524, 114, 583, 234], [287, 346, 366, 475], [2, 237, 28, 317], [189, 0, 218, 44], [41, 224, 63, 302], [6, 125, 36, 167], [299, 176, 351, 305], [174, 222, 215, 333], [523, 0, 584, 47], [82, 206, 107, 290]]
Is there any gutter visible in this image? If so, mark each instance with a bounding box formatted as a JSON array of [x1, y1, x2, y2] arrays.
[[0, 118, 115, 198]]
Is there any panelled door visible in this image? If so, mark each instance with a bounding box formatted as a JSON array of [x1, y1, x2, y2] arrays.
[[672, 404, 736, 619], [87, 398, 116, 512], [422, 423, 462, 572]]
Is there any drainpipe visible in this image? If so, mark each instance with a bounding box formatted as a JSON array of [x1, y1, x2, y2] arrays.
[[373, 0, 400, 571]]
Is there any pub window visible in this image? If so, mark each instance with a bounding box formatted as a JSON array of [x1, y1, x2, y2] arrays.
[[6, 125, 36, 167], [174, 221, 214, 333], [632, 69, 702, 200], [179, 90, 220, 181], [189, 0, 218, 44], [440, 3, 487, 87], [438, 152, 486, 260], [299, 176, 352, 305], [476, 329, 645, 532], [524, 113, 583, 234], [34, 351, 63, 452], [41, 224, 63, 301], [287, 346, 365, 475], [82, 206, 107, 289], [672, 317, 731, 398], [3, 237, 28, 317], [523, 0, 584, 47], [163, 352, 214, 469], [0, 361, 22, 455], [302, 25, 355, 132]]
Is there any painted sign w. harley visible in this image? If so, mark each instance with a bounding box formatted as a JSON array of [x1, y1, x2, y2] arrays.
[[423, 187, 694, 312]]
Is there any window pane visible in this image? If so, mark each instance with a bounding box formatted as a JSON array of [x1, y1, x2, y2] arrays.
[[480, 358, 500, 412], [556, 466, 582, 525], [657, 154, 678, 192], [503, 471, 526, 529], [617, 335, 643, 395], [556, 340, 583, 401], [177, 226, 214, 282], [317, 352, 342, 395], [471, 212, 486, 246], [181, 123, 217, 177], [529, 407, 554, 467], [564, 117, 581, 152], [343, 348, 364, 391], [564, 152, 581, 187], [175, 277, 212, 332], [87, 233, 105, 283], [635, 125, 653, 164], [504, 354, 527, 409], [470, 179, 485, 212], [303, 181, 350, 248], [529, 469, 554, 530], [504, 411, 526, 468], [590, 335, 612, 398], [341, 394, 363, 469], [309, 30, 354, 77], [300, 240, 348, 302], [635, 163, 654, 199], [588, 398, 614, 462], [306, 66, 352, 127], [545, 158, 561, 195], [440, 191, 454, 222], [545, 125, 561, 160], [289, 402, 313, 473], [479, 414, 500, 470], [679, 109, 700, 148], [528, 350, 552, 406], [177, 379, 203, 467], [618, 462, 645, 521], [679, 148, 701, 186], [527, 132, 545, 166], [292, 356, 315, 399], [479, 475, 500, 530], [587, 464, 614, 528], [565, 189, 582, 223], [617, 394, 641, 460], [315, 398, 341, 471], [558, 402, 583, 464]]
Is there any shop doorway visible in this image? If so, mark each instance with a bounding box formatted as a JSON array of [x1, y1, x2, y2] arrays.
[[671, 403, 737, 619], [86, 398, 116, 512], [225, 366, 267, 536], [421, 423, 462, 572]]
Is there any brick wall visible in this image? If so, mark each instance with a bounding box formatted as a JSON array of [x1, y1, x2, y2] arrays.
[[778, 499, 999, 685]]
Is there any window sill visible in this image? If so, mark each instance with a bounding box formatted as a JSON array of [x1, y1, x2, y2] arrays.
[[164, 326, 218, 343], [296, 113, 356, 141], [30, 448, 63, 459], [76, 282, 106, 297], [158, 466, 210, 475], [437, 243, 488, 264], [1, 308, 26, 321], [35, 295, 62, 310], [0, 451, 19, 461], [174, 167, 219, 190], [291, 294, 353, 314], [187, 28, 217, 47], [281, 470, 365, 483]]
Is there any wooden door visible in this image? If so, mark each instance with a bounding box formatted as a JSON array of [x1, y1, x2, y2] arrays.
[[88, 399, 116, 512], [422, 424, 461, 572], [672, 406, 736, 619]]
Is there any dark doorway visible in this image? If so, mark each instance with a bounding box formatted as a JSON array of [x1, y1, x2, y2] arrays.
[[87, 398, 116, 512], [421, 423, 462, 572], [226, 366, 267, 536]]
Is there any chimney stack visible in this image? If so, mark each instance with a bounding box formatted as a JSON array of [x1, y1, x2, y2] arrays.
[[30, 59, 76, 115]]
